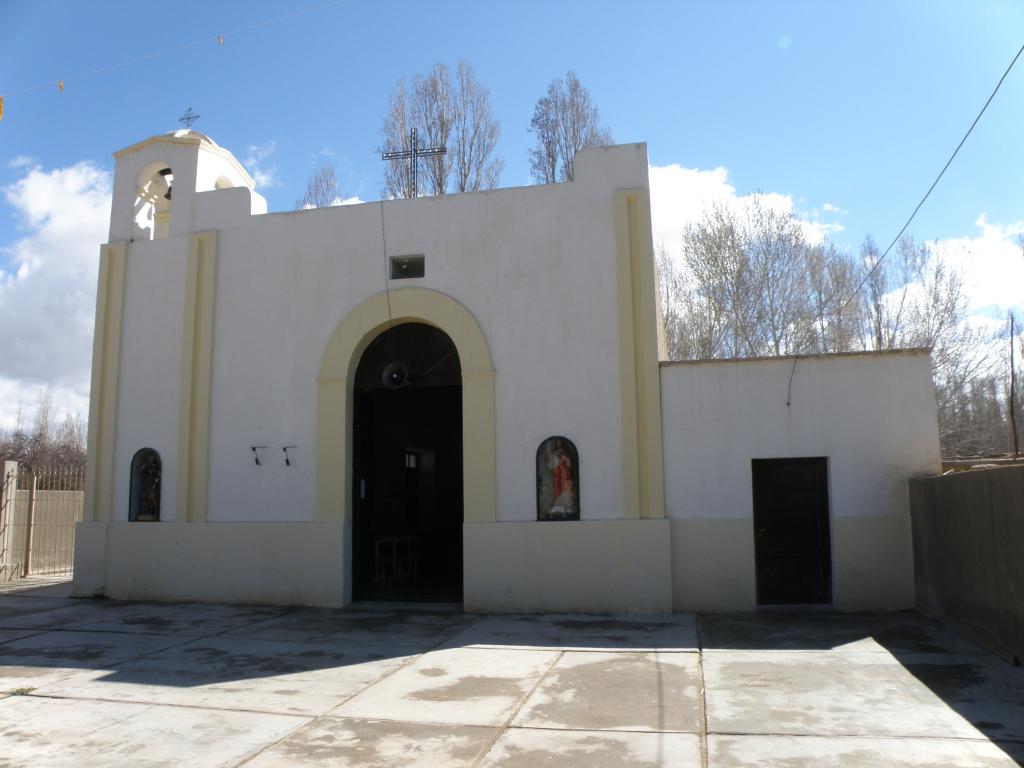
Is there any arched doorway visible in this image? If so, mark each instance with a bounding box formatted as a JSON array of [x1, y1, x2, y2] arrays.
[[352, 322, 463, 602]]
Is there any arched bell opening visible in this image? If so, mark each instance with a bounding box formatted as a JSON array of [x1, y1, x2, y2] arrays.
[[351, 322, 463, 602], [133, 161, 175, 240]]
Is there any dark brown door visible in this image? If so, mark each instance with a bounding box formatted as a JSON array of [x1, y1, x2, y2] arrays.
[[752, 457, 832, 605], [351, 323, 463, 603]]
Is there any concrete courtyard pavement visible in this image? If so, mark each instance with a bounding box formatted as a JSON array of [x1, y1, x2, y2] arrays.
[[0, 582, 1022, 767]]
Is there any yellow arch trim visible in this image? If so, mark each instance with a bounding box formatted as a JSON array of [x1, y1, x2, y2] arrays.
[[315, 288, 496, 523]]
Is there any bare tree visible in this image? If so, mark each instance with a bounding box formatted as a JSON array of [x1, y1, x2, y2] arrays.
[[528, 70, 613, 183], [806, 243, 863, 353], [381, 61, 503, 198], [681, 203, 753, 357], [381, 78, 415, 198], [0, 389, 86, 471], [657, 243, 727, 360], [412, 65, 452, 195], [656, 244, 686, 360], [863, 235, 928, 351], [295, 163, 343, 210], [451, 62, 503, 192], [744, 200, 811, 355], [658, 198, 1009, 458], [673, 198, 818, 358]]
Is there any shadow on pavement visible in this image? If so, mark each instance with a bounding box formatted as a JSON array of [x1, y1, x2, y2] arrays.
[[699, 610, 1024, 764], [2, 592, 1023, 764]]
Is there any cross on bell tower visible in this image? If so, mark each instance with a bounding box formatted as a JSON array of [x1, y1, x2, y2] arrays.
[[178, 106, 200, 130], [381, 128, 446, 198]]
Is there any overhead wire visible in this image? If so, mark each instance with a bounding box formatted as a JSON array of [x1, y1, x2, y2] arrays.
[[783, 39, 1024, 405], [0, 0, 347, 106], [801, 39, 1024, 356]]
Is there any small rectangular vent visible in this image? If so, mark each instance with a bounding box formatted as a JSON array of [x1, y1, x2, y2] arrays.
[[390, 255, 425, 279]]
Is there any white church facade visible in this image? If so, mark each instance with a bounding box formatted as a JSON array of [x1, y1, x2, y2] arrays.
[[73, 130, 942, 613]]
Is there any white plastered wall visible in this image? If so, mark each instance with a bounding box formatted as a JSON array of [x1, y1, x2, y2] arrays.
[[79, 137, 670, 609], [110, 237, 186, 522], [660, 351, 942, 611], [203, 145, 651, 524]]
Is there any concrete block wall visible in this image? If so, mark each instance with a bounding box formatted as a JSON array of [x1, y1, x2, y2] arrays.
[[910, 465, 1024, 665]]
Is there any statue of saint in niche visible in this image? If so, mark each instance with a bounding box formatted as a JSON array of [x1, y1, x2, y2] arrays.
[[536, 437, 580, 521]]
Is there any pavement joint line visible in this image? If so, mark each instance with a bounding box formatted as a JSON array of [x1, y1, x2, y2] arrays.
[[12, 690, 318, 768], [0, 628, 49, 645], [459, 645, 698, 653], [314, 711, 702, 736], [3, 691, 168, 745], [1, 626, 235, 690], [315, 711, 506, 730], [498, 722, 702, 735], [0, 594, 74, 600], [469, 648, 565, 767], [444, 644, 691, 654], [2, 624, 240, 638], [0, 604, 306, 642], [319, 613, 489, 719], [66, 692, 158, 743], [706, 729, 1024, 744], [2, 623, 449, 653], [2, 669, 82, 696], [232, 712, 319, 767], [14, 630, 431, 713], [205, 608, 312, 638], [11, 689, 326, 720], [696, 615, 709, 768]]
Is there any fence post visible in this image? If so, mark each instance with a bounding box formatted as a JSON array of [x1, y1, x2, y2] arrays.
[[0, 461, 16, 579], [22, 471, 37, 577]]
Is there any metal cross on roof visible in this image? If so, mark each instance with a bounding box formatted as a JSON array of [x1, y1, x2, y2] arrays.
[[178, 106, 200, 130], [381, 128, 446, 198]]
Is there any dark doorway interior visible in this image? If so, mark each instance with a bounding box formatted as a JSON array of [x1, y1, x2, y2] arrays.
[[752, 457, 832, 605], [353, 323, 463, 602]]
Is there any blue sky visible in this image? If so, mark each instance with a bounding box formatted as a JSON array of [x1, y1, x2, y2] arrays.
[[0, 0, 1022, 425]]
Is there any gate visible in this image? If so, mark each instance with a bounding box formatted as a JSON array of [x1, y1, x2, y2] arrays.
[[0, 462, 84, 582]]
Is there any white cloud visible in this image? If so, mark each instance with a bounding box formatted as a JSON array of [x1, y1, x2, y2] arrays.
[[297, 196, 364, 211], [0, 161, 111, 430], [7, 156, 33, 169], [931, 215, 1024, 314], [804, 218, 845, 241], [648, 163, 844, 261], [243, 141, 279, 189]]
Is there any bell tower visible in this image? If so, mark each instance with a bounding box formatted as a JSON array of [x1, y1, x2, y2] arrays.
[[108, 129, 260, 242]]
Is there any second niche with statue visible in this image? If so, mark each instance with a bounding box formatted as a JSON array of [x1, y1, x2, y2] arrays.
[[536, 436, 580, 521]]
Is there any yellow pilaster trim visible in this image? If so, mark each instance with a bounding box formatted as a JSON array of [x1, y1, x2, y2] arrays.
[[315, 288, 496, 523], [614, 190, 666, 520], [461, 369, 496, 523], [85, 243, 127, 522], [314, 377, 348, 523], [177, 231, 217, 523]]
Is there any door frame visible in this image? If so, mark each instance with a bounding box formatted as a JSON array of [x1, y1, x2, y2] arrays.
[[316, 289, 495, 604], [751, 456, 834, 606], [350, 325, 464, 602]]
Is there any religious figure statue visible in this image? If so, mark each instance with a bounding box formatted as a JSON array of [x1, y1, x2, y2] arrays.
[[537, 436, 580, 521]]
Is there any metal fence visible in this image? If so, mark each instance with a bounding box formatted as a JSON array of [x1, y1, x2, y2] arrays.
[[0, 462, 84, 582]]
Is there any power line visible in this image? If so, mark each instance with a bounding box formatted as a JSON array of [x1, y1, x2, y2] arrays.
[[806, 39, 1024, 353], [0, 0, 346, 100]]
